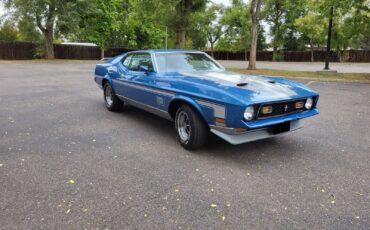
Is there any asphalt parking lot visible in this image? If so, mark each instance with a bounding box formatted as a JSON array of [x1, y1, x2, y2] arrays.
[[0, 62, 369, 230]]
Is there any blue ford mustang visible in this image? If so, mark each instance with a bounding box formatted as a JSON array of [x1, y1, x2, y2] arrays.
[[94, 50, 319, 150]]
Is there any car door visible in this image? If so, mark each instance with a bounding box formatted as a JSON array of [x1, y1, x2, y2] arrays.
[[114, 53, 163, 109]]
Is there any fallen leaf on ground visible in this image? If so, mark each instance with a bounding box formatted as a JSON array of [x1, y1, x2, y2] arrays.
[[68, 180, 75, 184], [222, 216, 226, 221], [329, 194, 335, 204], [65, 209, 70, 214], [0, 164, 3, 167], [210, 203, 217, 208]]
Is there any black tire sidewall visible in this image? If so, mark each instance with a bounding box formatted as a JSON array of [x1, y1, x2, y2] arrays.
[[175, 105, 207, 150], [103, 83, 123, 111]]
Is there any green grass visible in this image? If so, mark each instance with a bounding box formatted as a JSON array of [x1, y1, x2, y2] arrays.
[[229, 68, 370, 82]]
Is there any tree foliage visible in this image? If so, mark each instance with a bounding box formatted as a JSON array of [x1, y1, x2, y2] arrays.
[[3, 0, 90, 59], [0, 20, 18, 41], [1, 0, 369, 61]]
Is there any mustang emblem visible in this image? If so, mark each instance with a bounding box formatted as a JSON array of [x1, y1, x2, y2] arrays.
[[284, 104, 288, 112]]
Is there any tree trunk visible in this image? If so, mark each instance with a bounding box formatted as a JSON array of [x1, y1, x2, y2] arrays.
[[272, 17, 280, 62], [175, 28, 186, 49], [175, 0, 192, 49], [36, 2, 56, 60], [272, 45, 278, 62], [249, 22, 258, 70], [43, 29, 54, 59], [248, 0, 263, 70], [310, 40, 314, 62], [210, 42, 214, 57], [100, 49, 105, 59]]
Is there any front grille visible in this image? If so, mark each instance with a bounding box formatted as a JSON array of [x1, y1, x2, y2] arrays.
[[257, 99, 307, 119]]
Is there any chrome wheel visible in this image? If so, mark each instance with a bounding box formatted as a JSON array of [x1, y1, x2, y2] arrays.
[[105, 85, 113, 107], [176, 110, 191, 142]]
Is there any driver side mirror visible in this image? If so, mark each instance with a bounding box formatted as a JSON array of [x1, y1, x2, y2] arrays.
[[139, 65, 149, 73]]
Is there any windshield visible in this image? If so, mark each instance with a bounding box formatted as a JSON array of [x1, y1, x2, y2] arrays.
[[155, 52, 224, 73]]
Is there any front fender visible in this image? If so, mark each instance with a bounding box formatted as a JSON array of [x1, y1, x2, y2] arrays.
[[168, 95, 210, 124]]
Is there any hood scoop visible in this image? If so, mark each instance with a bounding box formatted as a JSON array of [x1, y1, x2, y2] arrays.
[[236, 82, 248, 87]]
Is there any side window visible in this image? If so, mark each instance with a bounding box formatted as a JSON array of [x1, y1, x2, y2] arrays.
[[129, 53, 154, 72], [122, 54, 132, 69]]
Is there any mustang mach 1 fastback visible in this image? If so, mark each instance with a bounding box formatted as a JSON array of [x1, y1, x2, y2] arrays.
[[94, 50, 319, 150]]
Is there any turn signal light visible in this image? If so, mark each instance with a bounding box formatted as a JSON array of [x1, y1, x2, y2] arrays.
[[215, 118, 225, 124], [261, 106, 273, 114], [295, 101, 304, 109], [235, 128, 247, 133]]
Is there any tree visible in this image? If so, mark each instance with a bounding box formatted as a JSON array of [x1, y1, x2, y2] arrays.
[[281, 0, 308, 51], [264, 0, 286, 61], [307, 0, 369, 61], [200, 4, 223, 55], [295, 12, 326, 61], [0, 20, 18, 41], [17, 15, 43, 42], [3, 0, 88, 59], [174, 0, 207, 48], [217, 0, 250, 52], [77, 0, 129, 58], [248, 0, 263, 70], [257, 24, 268, 51]]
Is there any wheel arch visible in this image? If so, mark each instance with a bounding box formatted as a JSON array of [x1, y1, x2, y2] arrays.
[[168, 96, 208, 125], [102, 77, 115, 91]]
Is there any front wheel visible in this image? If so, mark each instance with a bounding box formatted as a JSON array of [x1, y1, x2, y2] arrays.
[[175, 104, 208, 150], [104, 83, 123, 112]]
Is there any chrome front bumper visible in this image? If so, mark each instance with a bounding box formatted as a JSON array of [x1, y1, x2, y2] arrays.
[[210, 120, 303, 145]]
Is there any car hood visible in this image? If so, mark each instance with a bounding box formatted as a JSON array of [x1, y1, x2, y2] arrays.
[[156, 71, 318, 105]]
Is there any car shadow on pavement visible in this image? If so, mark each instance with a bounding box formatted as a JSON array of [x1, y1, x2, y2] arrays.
[[114, 104, 301, 164]]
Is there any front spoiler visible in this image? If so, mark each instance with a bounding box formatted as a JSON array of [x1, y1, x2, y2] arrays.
[[210, 120, 303, 145]]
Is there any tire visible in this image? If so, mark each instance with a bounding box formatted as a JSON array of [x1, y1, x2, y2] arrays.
[[103, 83, 123, 112], [175, 104, 208, 150]]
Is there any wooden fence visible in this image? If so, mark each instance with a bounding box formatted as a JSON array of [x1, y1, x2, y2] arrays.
[[1, 41, 369, 62], [0, 41, 37, 60]]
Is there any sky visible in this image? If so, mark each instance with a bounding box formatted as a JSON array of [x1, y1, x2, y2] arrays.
[[212, 0, 231, 5]]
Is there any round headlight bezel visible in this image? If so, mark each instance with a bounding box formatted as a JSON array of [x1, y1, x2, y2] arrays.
[[305, 97, 314, 110], [244, 106, 255, 121]]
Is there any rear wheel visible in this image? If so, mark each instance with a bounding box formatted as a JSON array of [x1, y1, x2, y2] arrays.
[[175, 104, 208, 150], [104, 83, 123, 112]]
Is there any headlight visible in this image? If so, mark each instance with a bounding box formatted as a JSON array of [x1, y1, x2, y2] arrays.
[[305, 97, 313, 109], [244, 106, 255, 121]]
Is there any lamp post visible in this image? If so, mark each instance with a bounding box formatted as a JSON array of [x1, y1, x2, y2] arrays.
[[324, 6, 334, 70]]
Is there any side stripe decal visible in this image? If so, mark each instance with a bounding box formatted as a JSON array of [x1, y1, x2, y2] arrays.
[[113, 79, 175, 97], [195, 99, 226, 119]]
